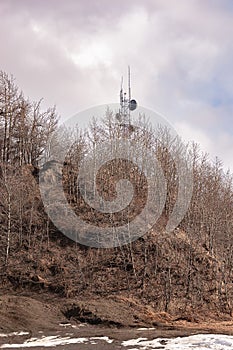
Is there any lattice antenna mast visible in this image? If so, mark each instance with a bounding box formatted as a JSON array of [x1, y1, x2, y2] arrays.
[[120, 70, 129, 122], [117, 66, 137, 125]]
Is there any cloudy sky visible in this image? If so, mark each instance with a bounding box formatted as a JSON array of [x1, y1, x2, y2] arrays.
[[1, 0, 233, 169]]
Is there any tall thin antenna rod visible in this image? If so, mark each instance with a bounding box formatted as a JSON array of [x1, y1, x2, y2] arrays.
[[128, 65, 131, 102]]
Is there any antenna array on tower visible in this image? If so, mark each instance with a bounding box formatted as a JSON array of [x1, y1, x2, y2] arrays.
[[116, 66, 137, 126]]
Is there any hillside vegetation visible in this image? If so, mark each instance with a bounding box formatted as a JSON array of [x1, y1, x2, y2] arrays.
[[1, 71, 233, 328]]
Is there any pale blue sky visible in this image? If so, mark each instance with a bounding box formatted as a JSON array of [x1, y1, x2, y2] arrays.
[[0, 0, 233, 169]]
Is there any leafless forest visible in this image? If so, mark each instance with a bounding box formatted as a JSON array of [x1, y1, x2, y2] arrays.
[[1, 71, 233, 322]]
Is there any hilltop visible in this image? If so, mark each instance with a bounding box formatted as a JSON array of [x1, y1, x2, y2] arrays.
[[1, 70, 233, 334]]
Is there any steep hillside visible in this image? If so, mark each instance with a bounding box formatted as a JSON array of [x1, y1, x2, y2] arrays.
[[1, 71, 233, 332]]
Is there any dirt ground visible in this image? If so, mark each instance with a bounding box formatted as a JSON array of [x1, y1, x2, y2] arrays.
[[1, 293, 233, 345]]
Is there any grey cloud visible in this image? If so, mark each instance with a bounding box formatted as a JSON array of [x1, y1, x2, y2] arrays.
[[0, 0, 233, 168]]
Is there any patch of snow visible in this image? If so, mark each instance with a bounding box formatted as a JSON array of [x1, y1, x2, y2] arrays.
[[0, 336, 88, 348], [168, 334, 233, 349], [0, 335, 113, 348], [122, 334, 233, 349], [122, 337, 148, 347], [90, 336, 113, 344], [71, 323, 87, 328], [123, 337, 164, 348], [0, 332, 29, 338]]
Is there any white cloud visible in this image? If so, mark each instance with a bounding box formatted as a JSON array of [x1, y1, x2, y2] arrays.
[[175, 121, 213, 152], [175, 121, 233, 171]]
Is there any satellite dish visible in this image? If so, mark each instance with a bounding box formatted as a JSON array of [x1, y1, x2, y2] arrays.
[[129, 99, 137, 111]]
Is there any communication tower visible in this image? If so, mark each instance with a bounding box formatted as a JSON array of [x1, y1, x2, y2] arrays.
[[116, 66, 137, 128]]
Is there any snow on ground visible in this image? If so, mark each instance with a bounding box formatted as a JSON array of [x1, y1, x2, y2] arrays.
[[122, 334, 233, 349], [1, 333, 233, 349], [0, 335, 113, 348], [0, 333, 29, 338]]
